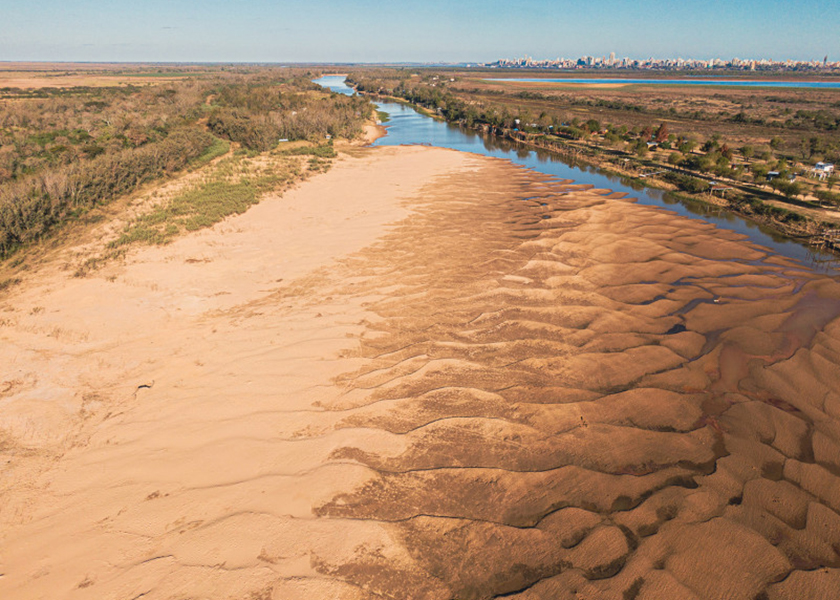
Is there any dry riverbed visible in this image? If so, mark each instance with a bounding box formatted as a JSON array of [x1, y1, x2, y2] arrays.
[[1, 145, 839, 599]]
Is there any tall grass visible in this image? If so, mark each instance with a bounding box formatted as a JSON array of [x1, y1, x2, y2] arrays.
[[111, 155, 305, 248]]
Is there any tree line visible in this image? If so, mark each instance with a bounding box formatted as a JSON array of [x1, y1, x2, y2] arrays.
[[206, 83, 372, 151], [0, 127, 216, 256]]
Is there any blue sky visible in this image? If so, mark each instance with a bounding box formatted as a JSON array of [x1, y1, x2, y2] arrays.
[[1, 0, 838, 63]]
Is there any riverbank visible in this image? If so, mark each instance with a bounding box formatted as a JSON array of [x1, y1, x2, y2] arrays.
[[367, 90, 840, 256], [1, 145, 840, 599], [498, 127, 840, 250]]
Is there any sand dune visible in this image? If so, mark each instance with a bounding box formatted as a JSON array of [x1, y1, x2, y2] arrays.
[[1, 146, 839, 599]]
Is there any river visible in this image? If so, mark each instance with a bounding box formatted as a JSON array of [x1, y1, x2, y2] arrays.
[[314, 75, 839, 272]]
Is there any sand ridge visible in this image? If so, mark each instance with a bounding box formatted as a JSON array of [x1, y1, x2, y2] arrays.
[[1, 146, 840, 599], [308, 162, 840, 600]]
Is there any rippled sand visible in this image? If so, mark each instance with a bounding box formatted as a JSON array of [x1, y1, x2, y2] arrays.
[[1, 147, 839, 599]]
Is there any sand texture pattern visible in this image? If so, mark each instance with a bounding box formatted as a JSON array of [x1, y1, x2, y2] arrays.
[[1, 146, 840, 599]]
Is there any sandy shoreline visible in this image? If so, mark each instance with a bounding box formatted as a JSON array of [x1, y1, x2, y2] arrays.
[[2, 145, 840, 599]]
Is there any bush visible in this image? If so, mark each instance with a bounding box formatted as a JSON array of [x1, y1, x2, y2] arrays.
[[679, 175, 709, 193], [281, 143, 336, 158], [663, 172, 708, 193], [208, 109, 278, 152]]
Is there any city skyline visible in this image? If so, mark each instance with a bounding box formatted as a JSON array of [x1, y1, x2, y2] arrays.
[[1, 0, 839, 64], [485, 53, 840, 71]]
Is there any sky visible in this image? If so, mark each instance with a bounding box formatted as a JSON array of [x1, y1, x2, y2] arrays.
[[1, 0, 839, 64]]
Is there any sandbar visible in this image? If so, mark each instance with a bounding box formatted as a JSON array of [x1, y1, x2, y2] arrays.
[[1, 145, 839, 599]]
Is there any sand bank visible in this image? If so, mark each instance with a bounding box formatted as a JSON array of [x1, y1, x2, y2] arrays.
[[1, 146, 840, 599]]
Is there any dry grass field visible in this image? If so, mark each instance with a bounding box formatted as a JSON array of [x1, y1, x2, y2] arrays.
[[0, 63, 205, 89]]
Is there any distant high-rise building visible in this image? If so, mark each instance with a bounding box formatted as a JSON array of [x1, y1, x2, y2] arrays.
[[482, 53, 840, 73]]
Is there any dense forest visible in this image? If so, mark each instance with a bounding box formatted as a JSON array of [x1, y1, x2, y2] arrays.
[[0, 69, 374, 258]]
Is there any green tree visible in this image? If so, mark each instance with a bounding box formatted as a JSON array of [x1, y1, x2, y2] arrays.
[[678, 140, 697, 155], [771, 179, 801, 200], [815, 189, 840, 208], [751, 163, 770, 181]]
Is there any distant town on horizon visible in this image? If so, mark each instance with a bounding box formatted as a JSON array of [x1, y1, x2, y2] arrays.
[[481, 53, 840, 72]]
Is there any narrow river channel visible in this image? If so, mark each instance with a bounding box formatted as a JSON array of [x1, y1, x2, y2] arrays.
[[315, 75, 839, 273]]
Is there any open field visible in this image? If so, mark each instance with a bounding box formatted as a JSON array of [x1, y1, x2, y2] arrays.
[[0, 63, 211, 89], [1, 143, 840, 598]]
